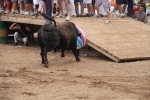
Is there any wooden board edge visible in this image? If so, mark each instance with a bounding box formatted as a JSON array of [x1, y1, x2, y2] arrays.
[[87, 39, 120, 62], [119, 57, 150, 62]]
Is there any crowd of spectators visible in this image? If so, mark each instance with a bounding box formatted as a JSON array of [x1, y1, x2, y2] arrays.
[[0, 0, 149, 23], [133, 0, 149, 23]]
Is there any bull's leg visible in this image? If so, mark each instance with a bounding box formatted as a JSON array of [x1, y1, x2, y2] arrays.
[[43, 48, 48, 64], [40, 48, 45, 64], [71, 48, 80, 62], [77, 49, 80, 56], [61, 49, 65, 57]]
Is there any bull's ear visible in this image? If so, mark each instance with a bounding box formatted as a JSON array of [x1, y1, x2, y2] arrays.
[[38, 12, 56, 27]]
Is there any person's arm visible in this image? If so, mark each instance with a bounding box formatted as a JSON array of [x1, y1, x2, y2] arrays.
[[134, 11, 139, 21], [25, 24, 30, 31], [144, 14, 148, 23], [9, 23, 18, 30]]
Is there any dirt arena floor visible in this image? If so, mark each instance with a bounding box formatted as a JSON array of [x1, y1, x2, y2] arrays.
[[0, 38, 150, 100]]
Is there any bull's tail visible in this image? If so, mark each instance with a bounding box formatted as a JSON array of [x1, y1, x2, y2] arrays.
[[39, 12, 56, 27]]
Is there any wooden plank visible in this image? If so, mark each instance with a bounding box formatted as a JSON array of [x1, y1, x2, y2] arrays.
[[66, 17, 150, 62], [1, 14, 150, 62]]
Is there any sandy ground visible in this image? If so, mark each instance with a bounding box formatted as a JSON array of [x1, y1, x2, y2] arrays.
[[0, 38, 150, 100]]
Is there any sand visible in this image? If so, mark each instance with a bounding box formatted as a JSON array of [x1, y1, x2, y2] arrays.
[[0, 41, 150, 100]]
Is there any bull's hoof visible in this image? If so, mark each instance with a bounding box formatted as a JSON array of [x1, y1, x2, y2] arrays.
[[76, 59, 80, 62], [42, 61, 49, 68], [61, 55, 65, 57], [42, 61, 44, 64], [44, 63, 49, 68], [42, 61, 48, 64]]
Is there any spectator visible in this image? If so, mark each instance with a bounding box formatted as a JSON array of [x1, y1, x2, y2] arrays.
[[33, 0, 40, 17], [84, 0, 94, 17], [11, 0, 19, 14], [110, 0, 116, 12], [138, 0, 146, 12], [63, 0, 76, 17], [99, 5, 107, 17], [137, 0, 143, 5], [38, 0, 45, 13], [51, 0, 55, 18], [57, 0, 71, 21], [64, 0, 71, 21], [4, 0, 11, 13], [69, 0, 76, 17], [110, 0, 120, 17], [9, 23, 30, 46], [11, 0, 24, 15], [0, 0, 10, 14], [74, 0, 84, 17], [121, 0, 128, 17], [19, 0, 24, 14], [54, 0, 60, 17], [146, 0, 150, 18], [95, 0, 110, 23], [24, 0, 33, 15], [134, 5, 148, 23], [133, 4, 139, 15], [111, 0, 128, 17], [0, 0, 5, 13], [11, 0, 24, 14], [42, 0, 46, 13], [92, 0, 95, 15], [56, 0, 64, 18]]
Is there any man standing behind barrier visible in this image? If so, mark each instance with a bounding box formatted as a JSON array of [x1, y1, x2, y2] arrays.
[[134, 5, 148, 23]]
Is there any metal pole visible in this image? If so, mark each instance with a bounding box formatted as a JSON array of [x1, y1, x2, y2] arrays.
[[127, 0, 133, 17], [46, 0, 52, 24]]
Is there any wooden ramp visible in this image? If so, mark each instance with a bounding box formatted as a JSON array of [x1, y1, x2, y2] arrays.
[[0, 14, 150, 62]]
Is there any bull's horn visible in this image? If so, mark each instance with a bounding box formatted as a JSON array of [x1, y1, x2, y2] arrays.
[[38, 12, 56, 27]]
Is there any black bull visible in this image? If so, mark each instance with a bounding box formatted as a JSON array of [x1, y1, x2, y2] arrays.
[[38, 13, 80, 64]]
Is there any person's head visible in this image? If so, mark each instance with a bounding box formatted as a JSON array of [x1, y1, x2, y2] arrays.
[[16, 24, 21, 29], [138, 5, 144, 12]]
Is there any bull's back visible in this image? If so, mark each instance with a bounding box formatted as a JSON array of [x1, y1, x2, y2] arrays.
[[38, 26, 60, 51], [58, 22, 78, 40], [57, 22, 78, 49]]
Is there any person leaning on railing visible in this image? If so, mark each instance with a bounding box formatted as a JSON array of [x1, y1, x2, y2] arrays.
[[134, 5, 148, 23]]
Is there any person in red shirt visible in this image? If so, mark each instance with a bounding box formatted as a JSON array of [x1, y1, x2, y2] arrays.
[[133, 5, 139, 15]]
